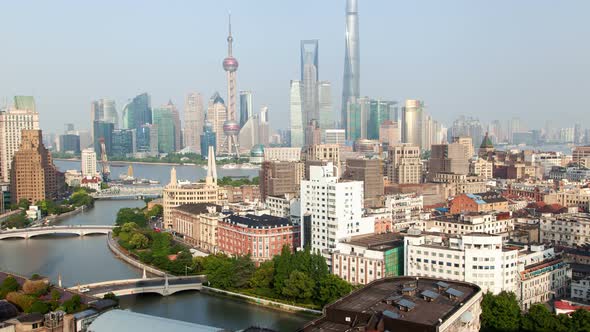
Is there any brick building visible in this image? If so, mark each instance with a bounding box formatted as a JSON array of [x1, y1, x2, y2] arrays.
[[217, 214, 300, 263], [449, 192, 509, 214]]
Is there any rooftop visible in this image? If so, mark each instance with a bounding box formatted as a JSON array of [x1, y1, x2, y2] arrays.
[[225, 214, 293, 228], [345, 232, 404, 251], [173, 203, 222, 215], [300, 277, 481, 332], [87, 309, 223, 332]]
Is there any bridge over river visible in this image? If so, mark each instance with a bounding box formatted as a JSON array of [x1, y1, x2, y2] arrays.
[[0, 225, 114, 240], [69, 275, 206, 297]]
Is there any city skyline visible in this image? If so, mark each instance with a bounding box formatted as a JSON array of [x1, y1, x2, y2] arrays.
[[1, 0, 590, 134]]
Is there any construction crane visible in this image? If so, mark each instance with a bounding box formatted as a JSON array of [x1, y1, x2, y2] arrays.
[[99, 137, 110, 182]]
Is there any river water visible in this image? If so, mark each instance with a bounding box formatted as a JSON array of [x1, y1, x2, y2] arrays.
[[0, 164, 311, 331], [54, 160, 260, 184]]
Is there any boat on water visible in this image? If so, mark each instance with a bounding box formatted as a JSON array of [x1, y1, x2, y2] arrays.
[[184, 163, 196, 166], [222, 164, 238, 169]]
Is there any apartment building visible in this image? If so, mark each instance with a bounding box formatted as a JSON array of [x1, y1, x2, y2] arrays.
[[263, 147, 301, 162], [418, 212, 515, 237], [170, 203, 222, 252], [540, 213, 590, 246]]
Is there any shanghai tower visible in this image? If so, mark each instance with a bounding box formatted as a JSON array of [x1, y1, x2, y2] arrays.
[[341, 0, 360, 131]]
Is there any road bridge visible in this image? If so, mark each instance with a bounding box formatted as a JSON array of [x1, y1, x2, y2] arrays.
[[0, 225, 114, 240], [69, 275, 206, 297]]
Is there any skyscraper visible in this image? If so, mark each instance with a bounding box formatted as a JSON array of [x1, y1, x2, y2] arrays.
[[258, 106, 270, 146], [341, 0, 360, 130], [367, 99, 396, 140], [346, 96, 369, 141], [200, 121, 217, 157], [121, 93, 151, 130], [164, 100, 181, 152], [239, 91, 253, 128], [401, 99, 424, 148], [90, 99, 118, 144], [183, 92, 204, 152], [301, 40, 319, 128], [206, 93, 228, 152], [10, 130, 59, 204], [152, 107, 176, 154], [289, 80, 304, 147], [221, 14, 240, 157], [318, 81, 333, 131], [93, 121, 114, 156], [0, 97, 40, 182]]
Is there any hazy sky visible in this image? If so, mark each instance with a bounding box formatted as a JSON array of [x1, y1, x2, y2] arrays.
[[1, 0, 589, 134]]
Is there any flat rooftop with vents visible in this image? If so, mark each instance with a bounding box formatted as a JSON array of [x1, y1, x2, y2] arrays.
[[299, 277, 482, 332]]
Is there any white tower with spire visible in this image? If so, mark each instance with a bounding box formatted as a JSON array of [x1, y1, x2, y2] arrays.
[[221, 13, 241, 158], [205, 145, 217, 185]]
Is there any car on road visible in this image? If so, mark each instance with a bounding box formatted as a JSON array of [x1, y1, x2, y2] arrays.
[[79, 286, 90, 293]]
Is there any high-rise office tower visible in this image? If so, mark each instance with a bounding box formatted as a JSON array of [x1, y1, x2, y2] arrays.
[[93, 121, 114, 156], [318, 81, 333, 131], [368, 99, 396, 140], [112, 129, 136, 156], [301, 40, 319, 128], [0, 97, 40, 182], [346, 96, 369, 141], [90, 99, 118, 143], [200, 121, 217, 157], [206, 93, 228, 152], [341, 0, 360, 131], [342, 158, 384, 208], [183, 92, 204, 152], [10, 130, 59, 204], [81, 148, 97, 177], [221, 15, 240, 157], [289, 80, 304, 147], [239, 91, 253, 128], [121, 93, 151, 130], [162, 100, 181, 152], [428, 142, 470, 180], [401, 99, 424, 148], [238, 114, 259, 151], [447, 116, 483, 150], [379, 120, 400, 147], [258, 106, 270, 146], [136, 124, 158, 155], [152, 106, 176, 153]]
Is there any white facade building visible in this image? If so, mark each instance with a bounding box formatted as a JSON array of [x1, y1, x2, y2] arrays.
[[531, 152, 564, 177], [417, 213, 515, 237], [384, 193, 423, 231], [263, 147, 301, 162], [324, 129, 346, 146], [300, 162, 370, 259], [81, 148, 98, 177], [0, 107, 40, 182], [571, 277, 590, 302], [540, 213, 590, 246], [405, 232, 570, 309]]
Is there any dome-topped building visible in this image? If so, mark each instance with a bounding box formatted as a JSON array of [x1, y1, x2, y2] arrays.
[[0, 300, 19, 322], [478, 132, 495, 158], [249, 144, 264, 164]]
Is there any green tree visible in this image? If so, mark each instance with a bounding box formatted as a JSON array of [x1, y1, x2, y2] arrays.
[[17, 198, 30, 210], [121, 222, 138, 233], [116, 208, 147, 227], [146, 204, 163, 219], [232, 255, 255, 289], [51, 289, 61, 301], [272, 246, 293, 292], [569, 309, 590, 332], [250, 260, 275, 289], [30, 301, 50, 314], [0, 276, 20, 299], [129, 233, 149, 249], [317, 274, 353, 306], [521, 304, 559, 332], [281, 270, 315, 301], [62, 294, 82, 313], [480, 292, 521, 332], [202, 254, 235, 289]]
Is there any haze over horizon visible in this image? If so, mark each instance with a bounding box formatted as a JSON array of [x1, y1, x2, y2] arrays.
[[1, 0, 589, 134]]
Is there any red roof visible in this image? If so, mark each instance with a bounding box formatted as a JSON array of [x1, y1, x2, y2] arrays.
[[554, 300, 590, 312]]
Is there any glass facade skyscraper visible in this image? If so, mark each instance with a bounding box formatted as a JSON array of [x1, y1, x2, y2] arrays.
[[93, 121, 114, 156], [346, 97, 369, 141], [301, 40, 319, 130], [239, 91, 253, 128], [200, 121, 217, 157], [152, 107, 176, 153], [122, 93, 151, 130], [341, 0, 360, 131], [318, 81, 333, 131], [401, 99, 424, 148], [367, 99, 397, 140], [112, 129, 136, 156], [289, 80, 304, 147]]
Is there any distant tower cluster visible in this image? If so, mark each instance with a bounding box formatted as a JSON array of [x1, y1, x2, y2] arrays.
[[222, 14, 240, 157]]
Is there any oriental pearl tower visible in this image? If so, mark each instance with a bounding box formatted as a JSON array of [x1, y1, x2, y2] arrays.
[[222, 14, 241, 158]]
